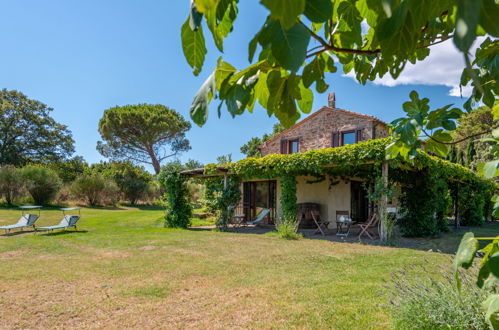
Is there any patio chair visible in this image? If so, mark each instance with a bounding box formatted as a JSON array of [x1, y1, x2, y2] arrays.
[[247, 208, 270, 225], [311, 210, 329, 236], [36, 215, 80, 232], [358, 212, 379, 239], [0, 214, 39, 234]]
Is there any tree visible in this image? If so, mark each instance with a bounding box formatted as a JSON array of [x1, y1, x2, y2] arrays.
[[97, 104, 191, 174], [0, 166, 25, 205], [44, 156, 89, 183], [71, 174, 119, 206], [0, 89, 74, 166], [240, 123, 285, 158], [181, 0, 498, 128], [216, 154, 232, 165]]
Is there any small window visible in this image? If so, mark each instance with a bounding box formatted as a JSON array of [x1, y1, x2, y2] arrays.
[[341, 131, 356, 146], [289, 139, 299, 153]]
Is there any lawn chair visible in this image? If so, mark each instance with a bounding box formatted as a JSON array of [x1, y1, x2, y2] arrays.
[[311, 210, 329, 236], [37, 208, 81, 232], [247, 208, 270, 225], [358, 212, 379, 239], [0, 206, 41, 234]]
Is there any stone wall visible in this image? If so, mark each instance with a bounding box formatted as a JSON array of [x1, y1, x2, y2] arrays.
[[260, 107, 388, 156]]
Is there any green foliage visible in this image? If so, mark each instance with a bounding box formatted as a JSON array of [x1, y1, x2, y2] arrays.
[[276, 221, 302, 240], [386, 260, 491, 330], [240, 123, 285, 158], [90, 161, 153, 205], [459, 184, 488, 226], [398, 174, 450, 237], [44, 156, 89, 183], [0, 89, 74, 166], [453, 233, 499, 328], [387, 90, 462, 159], [71, 174, 119, 206], [280, 175, 298, 222], [182, 0, 498, 127], [97, 104, 191, 174], [22, 166, 62, 205], [158, 162, 192, 228], [0, 166, 25, 205]]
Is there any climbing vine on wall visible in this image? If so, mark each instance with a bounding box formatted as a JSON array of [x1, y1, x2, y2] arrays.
[[280, 175, 298, 223], [203, 175, 241, 231]]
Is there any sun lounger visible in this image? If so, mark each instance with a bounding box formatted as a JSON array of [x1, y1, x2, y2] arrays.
[[247, 208, 270, 225], [0, 214, 39, 233], [37, 215, 80, 232]]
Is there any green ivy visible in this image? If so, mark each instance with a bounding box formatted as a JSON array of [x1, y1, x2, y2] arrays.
[[158, 164, 192, 228], [280, 175, 298, 222]]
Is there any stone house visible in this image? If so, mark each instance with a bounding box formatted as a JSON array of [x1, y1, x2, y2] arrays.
[[240, 93, 391, 228]]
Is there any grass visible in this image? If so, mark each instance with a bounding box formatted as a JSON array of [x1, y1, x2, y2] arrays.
[[0, 206, 496, 329]]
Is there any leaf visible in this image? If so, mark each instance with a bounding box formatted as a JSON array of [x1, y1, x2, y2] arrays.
[[261, 0, 305, 29], [266, 20, 311, 72], [195, 0, 220, 13], [454, 0, 481, 52], [482, 294, 499, 329], [482, 159, 499, 179], [190, 72, 216, 126], [181, 18, 207, 76], [304, 0, 333, 23], [453, 232, 479, 271], [297, 80, 313, 114], [479, 0, 499, 37]]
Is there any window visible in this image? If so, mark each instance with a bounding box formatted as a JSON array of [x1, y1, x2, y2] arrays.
[[289, 139, 299, 153], [341, 131, 356, 146], [280, 138, 300, 154]]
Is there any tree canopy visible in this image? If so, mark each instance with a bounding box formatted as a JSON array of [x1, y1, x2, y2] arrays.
[[0, 89, 75, 166], [182, 0, 498, 129], [97, 104, 191, 174]]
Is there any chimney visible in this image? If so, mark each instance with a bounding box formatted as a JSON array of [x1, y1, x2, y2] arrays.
[[328, 92, 336, 108]]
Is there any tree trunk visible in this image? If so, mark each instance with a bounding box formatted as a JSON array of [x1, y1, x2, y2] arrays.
[[146, 147, 161, 174]]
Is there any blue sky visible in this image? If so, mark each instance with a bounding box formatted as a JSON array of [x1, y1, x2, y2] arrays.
[[0, 1, 470, 170]]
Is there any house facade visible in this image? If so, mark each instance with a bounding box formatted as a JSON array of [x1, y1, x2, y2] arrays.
[[241, 93, 391, 228]]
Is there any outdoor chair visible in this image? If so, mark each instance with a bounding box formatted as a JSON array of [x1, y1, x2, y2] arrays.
[[36, 215, 80, 232], [311, 210, 329, 236], [0, 214, 39, 234], [247, 208, 270, 225], [358, 212, 379, 239]]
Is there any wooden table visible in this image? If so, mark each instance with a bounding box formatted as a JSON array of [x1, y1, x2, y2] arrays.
[[336, 218, 354, 237]]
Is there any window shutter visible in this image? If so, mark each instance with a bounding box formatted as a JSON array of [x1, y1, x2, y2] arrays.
[[280, 139, 288, 154], [355, 128, 363, 143], [332, 131, 339, 147]]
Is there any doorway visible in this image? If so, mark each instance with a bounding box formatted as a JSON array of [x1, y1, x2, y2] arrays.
[[243, 181, 276, 224], [350, 180, 369, 223]]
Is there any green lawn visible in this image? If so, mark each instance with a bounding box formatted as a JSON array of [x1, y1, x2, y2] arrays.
[[0, 207, 496, 329]]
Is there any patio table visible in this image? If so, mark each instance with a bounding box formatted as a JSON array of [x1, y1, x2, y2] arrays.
[[336, 217, 354, 237]]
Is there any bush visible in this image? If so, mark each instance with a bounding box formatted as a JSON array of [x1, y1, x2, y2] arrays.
[[90, 161, 153, 204], [71, 174, 119, 206], [385, 261, 491, 329], [0, 166, 25, 205], [399, 175, 449, 237], [276, 220, 302, 240], [459, 184, 486, 226], [22, 166, 61, 205]]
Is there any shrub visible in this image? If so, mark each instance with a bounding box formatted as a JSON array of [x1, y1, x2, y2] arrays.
[[71, 174, 119, 206], [398, 175, 450, 237], [385, 261, 491, 329], [158, 163, 192, 228], [90, 161, 153, 204], [22, 166, 61, 205], [459, 184, 486, 226], [276, 220, 302, 240], [0, 166, 25, 205]]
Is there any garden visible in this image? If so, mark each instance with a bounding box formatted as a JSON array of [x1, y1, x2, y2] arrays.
[[0, 206, 497, 329]]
